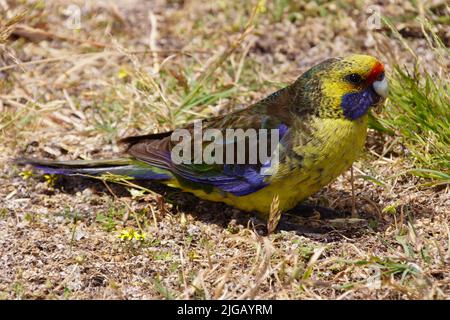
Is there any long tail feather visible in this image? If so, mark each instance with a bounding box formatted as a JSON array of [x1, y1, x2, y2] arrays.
[[16, 158, 172, 180]]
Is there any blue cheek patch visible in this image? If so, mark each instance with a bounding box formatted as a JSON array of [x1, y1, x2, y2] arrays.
[[341, 87, 380, 120]]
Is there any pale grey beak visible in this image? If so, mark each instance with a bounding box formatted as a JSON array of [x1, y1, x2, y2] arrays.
[[373, 75, 388, 98]]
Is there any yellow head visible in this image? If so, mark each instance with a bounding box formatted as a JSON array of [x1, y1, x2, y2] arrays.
[[296, 54, 388, 120]]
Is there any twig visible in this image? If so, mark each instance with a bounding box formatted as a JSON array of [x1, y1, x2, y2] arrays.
[[351, 166, 358, 218], [148, 11, 160, 72], [0, 50, 209, 72], [12, 24, 113, 48], [100, 179, 144, 233]]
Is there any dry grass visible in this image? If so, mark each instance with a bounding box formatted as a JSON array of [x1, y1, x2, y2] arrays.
[[0, 0, 449, 299]]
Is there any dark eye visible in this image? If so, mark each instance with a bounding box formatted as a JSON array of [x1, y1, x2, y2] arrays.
[[345, 73, 363, 84], [376, 72, 385, 81]]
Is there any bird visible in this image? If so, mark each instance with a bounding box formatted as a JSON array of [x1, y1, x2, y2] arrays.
[[18, 54, 388, 218]]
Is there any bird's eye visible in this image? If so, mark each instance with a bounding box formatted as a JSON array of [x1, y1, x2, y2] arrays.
[[345, 73, 363, 84], [376, 72, 385, 81]]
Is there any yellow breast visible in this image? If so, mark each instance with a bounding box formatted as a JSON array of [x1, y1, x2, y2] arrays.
[[166, 115, 368, 216]]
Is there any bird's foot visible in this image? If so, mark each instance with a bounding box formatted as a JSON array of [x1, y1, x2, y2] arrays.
[[287, 204, 350, 220], [279, 204, 368, 236]]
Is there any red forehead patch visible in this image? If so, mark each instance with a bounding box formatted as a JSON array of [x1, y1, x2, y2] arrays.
[[366, 61, 384, 84]]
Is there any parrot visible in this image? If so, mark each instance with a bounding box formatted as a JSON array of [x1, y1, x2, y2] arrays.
[[18, 54, 388, 218]]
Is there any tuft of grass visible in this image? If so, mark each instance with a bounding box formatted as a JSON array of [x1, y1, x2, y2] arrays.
[[91, 100, 126, 143], [355, 257, 420, 282], [384, 65, 449, 181], [153, 276, 175, 300], [96, 207, 126, 232], [378, 18, 449, 184]]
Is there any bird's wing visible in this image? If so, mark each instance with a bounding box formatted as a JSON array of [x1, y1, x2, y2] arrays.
[[120, 85, 308, 196]]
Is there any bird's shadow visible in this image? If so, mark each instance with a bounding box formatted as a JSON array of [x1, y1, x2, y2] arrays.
[[51, 175, 381, 242]]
